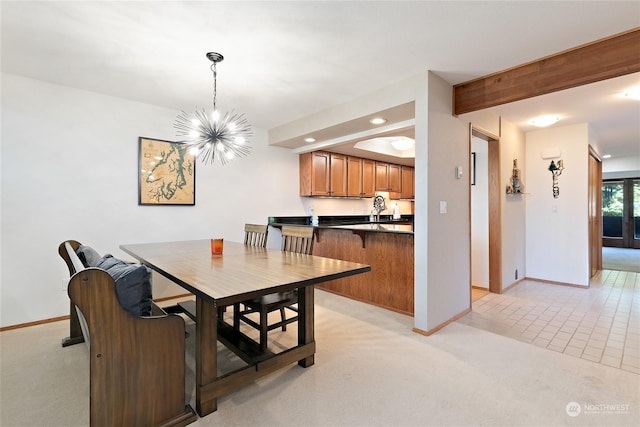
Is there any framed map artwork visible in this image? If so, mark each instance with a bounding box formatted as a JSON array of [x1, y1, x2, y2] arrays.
[[138, 137, 196, 205]]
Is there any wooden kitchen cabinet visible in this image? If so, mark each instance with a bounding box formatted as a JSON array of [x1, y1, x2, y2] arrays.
[[376, 162, 402, 198], [301, 151, 408, 199], [346, 156, 362, 197], [300, 151, 330, 196], [401, 166, 415, 199], [347, 157, 375, 197], [330, 153, 348, 196], [299, 151, 347, 196], [389, 164, 401, 198], [375, 162, 390, 191], [362, 159, 376, 197]]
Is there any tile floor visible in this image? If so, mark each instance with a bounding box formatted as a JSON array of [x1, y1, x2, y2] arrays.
[[458, 270, 640, 374]]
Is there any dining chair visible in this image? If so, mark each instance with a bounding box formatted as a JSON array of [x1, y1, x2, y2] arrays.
[[234, 225, 314, 350], [178, 224, 269, 322], [244, 223, 269, 248]]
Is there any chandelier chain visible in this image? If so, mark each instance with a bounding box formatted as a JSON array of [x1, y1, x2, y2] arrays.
[[211, 62, 217, 112]]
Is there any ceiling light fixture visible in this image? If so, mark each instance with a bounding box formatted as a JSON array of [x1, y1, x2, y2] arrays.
[[390, 137, 415, 151], [529, 115, 560, 127], [174, 52, 252, 165], [369, 117, 387, 125], [304, 137, 316, 143], [602, 154, 612, 159]]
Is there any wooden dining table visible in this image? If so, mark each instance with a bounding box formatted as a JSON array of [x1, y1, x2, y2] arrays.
[[120, 239, 371, 417]]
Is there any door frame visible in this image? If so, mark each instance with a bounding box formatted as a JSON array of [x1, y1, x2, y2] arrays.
[[588, 146, 602, 276], [470, 125, 502, 296]]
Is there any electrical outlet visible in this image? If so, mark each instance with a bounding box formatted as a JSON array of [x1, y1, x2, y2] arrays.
[[62, 277, 69, 292]]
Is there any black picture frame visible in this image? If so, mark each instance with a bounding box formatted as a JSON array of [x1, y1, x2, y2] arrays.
[[138, 137, 196, 205], [471, 152, 476, 186]]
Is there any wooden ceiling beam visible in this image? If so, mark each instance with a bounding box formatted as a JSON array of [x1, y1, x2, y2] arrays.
[[453, 28, 640, 116]]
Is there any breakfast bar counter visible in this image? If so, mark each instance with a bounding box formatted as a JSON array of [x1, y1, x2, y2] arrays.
[[269, 216, 414, 315]]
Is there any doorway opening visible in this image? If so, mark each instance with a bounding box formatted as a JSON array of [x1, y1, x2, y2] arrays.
[[602, 178, 640, 249], [470, 125, 502, 303]]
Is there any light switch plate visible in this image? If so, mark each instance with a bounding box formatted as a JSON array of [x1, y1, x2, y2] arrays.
[[439, 201, 447, 214], [456, 166, 463, 179]]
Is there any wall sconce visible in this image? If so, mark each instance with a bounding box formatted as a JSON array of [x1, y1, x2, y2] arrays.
[[548, 159, 564, 198]]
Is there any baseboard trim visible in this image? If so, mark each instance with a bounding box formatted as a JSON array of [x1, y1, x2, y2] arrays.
[[0, 315, 69, 332], [412, 307, 472, 337], [0, 293, 196, 332], [525, 277, 589, 289], [154, 293, 193, 303], [501, 278, 525, 293]]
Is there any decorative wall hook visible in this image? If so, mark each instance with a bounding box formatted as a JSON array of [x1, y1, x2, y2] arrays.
[[548, 159, 564, 198]]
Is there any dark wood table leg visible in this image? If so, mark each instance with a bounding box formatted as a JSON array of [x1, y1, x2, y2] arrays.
[[298, 285, 315, 367], [61, 302, 85, 347], [196, 296, 218, 416]]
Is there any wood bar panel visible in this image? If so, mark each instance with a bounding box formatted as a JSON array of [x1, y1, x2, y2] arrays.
[[313, 229, 414, 315], [454, 28, 640, 115]]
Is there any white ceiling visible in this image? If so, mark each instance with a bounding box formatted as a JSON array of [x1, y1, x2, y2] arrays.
[[2, 1, 639, 160]]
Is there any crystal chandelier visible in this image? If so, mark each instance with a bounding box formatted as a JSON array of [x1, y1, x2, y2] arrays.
[[174, 52, 252, 165]]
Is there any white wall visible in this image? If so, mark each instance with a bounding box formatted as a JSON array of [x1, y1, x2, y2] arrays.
[[525, 123, 590, 286], [424, 72, 470, 329], [500, 119, 527, 287], [0, 74, 304, 327], [471, 137, 489, 288], [460, 112, 527, 293]]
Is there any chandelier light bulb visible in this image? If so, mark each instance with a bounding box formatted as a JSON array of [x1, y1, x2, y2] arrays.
[[174, 52, 252, 165]]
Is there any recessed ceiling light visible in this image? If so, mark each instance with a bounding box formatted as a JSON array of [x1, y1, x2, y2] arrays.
[[369, 117, 387, 125], [602, 154, 612, 159], [622, 86, 640, 100], [529, 115, 560, 127], [304, 137, 316, 143]]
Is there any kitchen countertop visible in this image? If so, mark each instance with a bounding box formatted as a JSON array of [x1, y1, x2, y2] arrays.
[[328, 223, 414, 234], [268, 215, 414, 234]]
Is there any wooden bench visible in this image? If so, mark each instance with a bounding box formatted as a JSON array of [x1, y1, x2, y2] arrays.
[[59, 240, 197, 427]]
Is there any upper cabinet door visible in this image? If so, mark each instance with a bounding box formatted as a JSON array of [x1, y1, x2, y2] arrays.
[[347, 157, 363, 197], [330, 153, 348, 197], [401, 166, 415, 199], [300, 151, 331, 196], [361, 159, 376, 197], [375, 162, 389, 191], [388, 164, 402, 197]]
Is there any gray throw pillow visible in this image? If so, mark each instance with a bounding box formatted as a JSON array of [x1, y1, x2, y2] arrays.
[[76, 245, 102, 268], [96, 254, 152, 317]]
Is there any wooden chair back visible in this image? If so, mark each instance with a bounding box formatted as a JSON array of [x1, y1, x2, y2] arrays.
[[244, 224, 268, 247], [58, 240, 82, 276], [281, 226, 314, 255]]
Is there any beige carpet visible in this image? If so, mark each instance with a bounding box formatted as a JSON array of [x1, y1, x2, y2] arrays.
[[1, 290, 638, 426], [603, 247, 640, 273]]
